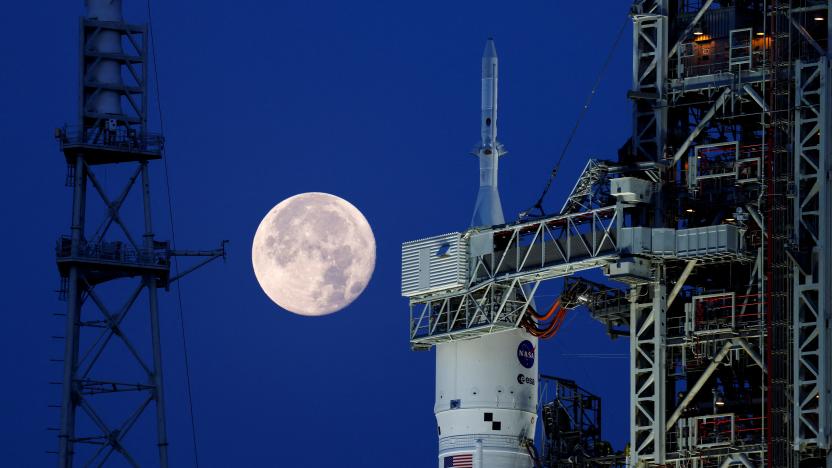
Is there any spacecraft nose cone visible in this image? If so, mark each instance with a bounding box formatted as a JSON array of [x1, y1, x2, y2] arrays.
[[483, 38, 497, 59]]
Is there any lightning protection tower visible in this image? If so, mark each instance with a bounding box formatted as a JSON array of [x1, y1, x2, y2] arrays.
[[52, 1, 224, 466]]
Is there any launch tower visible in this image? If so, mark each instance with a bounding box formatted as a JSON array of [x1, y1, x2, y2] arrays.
[[52, 1, 224, 466], [402, 1, 832, 467]]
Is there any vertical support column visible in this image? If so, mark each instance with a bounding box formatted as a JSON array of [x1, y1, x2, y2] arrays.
[[629, 2, 668, 464], [141, 162, 169, 467], [631, 5, 667, 158], [629, 268, 667, 465], [631, 1, 667, 224], [793, 57, 831, 450], [58, 157, 87, 468]]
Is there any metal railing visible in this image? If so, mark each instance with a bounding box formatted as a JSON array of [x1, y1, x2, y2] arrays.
[[692, 413, 735, 448], [56, 236, 169, 268], [407, 206, 619, 346], [57, 125, 164, 154], [672, 36, 768, 80]]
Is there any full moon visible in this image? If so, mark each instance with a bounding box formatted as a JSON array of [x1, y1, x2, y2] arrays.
[[251, 192, 376, 316]]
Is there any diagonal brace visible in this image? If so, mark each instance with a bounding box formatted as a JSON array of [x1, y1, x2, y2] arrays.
[[671, 88, 732, 166], [666, 337, 767, 430], [167, 241, 228, 284], [85, 163, 142, 251], [668, 0, 715, 59]]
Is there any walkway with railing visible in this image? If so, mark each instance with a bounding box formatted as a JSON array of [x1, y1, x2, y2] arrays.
[[56, 236, 169, 268], [57, 125, 164, 155]]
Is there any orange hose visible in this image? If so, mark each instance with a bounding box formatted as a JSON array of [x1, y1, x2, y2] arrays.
[[526, 299, 561, 321], [542, 309, 569, 339], [522, 300, 569, 339]]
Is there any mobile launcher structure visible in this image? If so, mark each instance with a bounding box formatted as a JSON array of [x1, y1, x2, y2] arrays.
[[401, 1, 832, 467]]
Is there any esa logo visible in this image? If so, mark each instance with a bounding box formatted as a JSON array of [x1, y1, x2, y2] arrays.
[[517, 373, 536, 385], [517, 340, 535, 369]]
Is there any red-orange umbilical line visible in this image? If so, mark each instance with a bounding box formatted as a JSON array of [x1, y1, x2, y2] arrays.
[[523, 299, 569, 339]]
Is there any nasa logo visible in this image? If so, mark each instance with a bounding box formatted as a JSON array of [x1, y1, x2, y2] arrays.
[[517, 340, 535, 369]]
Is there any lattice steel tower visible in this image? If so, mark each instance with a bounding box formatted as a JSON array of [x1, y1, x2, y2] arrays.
[[625, 2, 830, 465], [52, 1, 224, 465]]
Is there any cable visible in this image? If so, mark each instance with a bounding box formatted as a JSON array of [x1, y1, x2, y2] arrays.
[[146, 1, 201, 466], [523, 15, 629, 219], [527, 299, 561, 321], [522, 301, 569, 339]]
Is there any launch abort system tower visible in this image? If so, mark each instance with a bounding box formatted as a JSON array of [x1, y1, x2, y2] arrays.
[[402, 1, 832, 467], [52, 1, 223, 466]]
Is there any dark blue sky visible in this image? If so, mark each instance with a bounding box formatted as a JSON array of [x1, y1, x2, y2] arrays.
[[1, 1, 633, 466]]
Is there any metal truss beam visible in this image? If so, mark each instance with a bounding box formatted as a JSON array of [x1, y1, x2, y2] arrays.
[[793, 57, 832, 450], [57, 159, 171, 467], [631, 6, 667, 163], [560, 159, 610, 215], [629, 274, 666, 464], [408, 207, 619, 346]]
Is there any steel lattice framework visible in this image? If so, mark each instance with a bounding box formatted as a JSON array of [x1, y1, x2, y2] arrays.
[[401, 1, 832, 467], [793, 56, 831, 450], [52, 2, 224, 466]]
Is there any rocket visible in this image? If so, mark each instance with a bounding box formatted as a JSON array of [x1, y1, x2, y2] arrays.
[[434, 39, 537, 468], [471, 38, 506, 227]]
